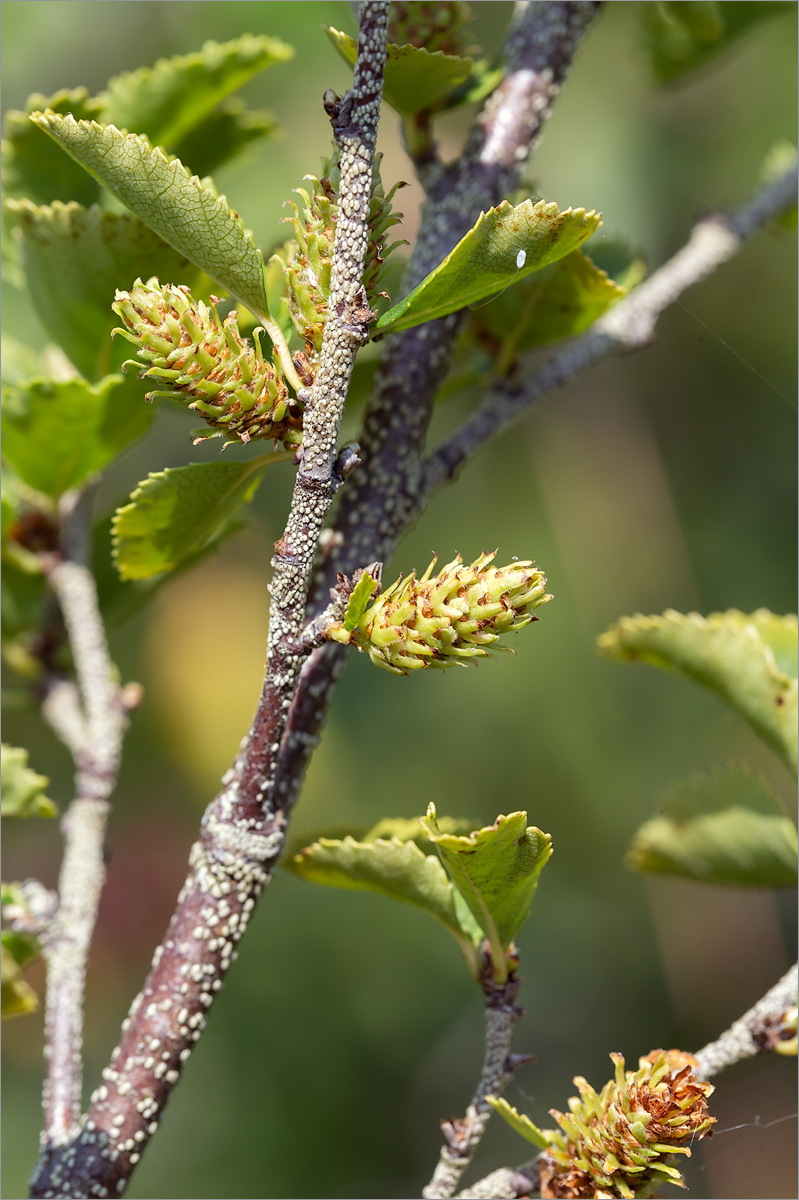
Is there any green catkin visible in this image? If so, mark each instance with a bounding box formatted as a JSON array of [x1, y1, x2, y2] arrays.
[[277, 151, 405, 373], [328, 552, 551, 675], [112, 277, 300, 447]]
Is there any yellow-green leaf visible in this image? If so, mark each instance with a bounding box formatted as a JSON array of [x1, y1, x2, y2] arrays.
[[285, 831, 481, 978], [627, 765, 798, 888], [4, 199, 198, 381], [1, 89, 105, 206], [1, 374, 152, 499], [1, 744, 56, 819], [376, 199, 601, 333], [99, 35, 292, 153], [419, 803, 552, 982], [325, 27, 475, 115], [1, 943, 39, 1019], [112, 456, 289, 581], [29, 115, 270, 320], [597, 610, 798, 775], [344, 572, 378, 632], [469, 249, 626, 360], [485, 1096, 551, 1149]]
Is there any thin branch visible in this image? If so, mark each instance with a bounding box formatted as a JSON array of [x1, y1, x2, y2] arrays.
[[694, 962, 798, 1080], [37, 486, 128, 1148], [454, 1164, 536, 1200], [423, 978, 525, 1200], [28, 7, 391, 1196], [422, 161, 798, 494], [40, 677, 88, 761]]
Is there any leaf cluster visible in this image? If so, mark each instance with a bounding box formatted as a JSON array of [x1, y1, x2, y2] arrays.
[[598, 609, 798, 890]]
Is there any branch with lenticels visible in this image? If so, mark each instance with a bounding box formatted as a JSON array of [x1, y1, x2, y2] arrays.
[[28, 4, 391, 1196]]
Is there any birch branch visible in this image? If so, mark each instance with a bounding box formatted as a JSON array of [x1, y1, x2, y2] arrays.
[[422, 161, 798, 495], [28, 6, 391, 1196], [38, 486, 129, 1148], [694, 962, 798, 1079], [423, 978, 526, 1200], [454, 1164, 536, 1200]]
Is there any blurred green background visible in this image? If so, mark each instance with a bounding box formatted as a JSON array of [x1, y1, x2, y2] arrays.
[[2, 3, 797, 1198]]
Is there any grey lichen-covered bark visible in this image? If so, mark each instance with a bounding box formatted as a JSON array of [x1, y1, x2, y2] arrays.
[[28, 5, 391, 1197]]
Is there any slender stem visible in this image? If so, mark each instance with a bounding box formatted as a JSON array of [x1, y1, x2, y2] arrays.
[[422, 161, 798, 494], [694, 962, 798, 1079], [38, 487, 127, 1147], [423, 978, 524, 1200], [28, 7, 391, 1196], [250, 307, 304, 394], [454, 1165, 536, 1200]]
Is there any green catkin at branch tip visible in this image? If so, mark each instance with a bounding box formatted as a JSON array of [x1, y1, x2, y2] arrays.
[[112, 277, 302, 447], [328, 551, 551, 674]]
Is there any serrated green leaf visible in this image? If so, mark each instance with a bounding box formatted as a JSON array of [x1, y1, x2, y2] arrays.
[[644, 2, 793, 85], [1, 374, 152, 499], [419, 803, 552, 982], [627, 765, 798, 888], [1, 89, 104, 206], [485, 1096, 551, 1149], [344, 572, 378, 632], [94, 507, 248, 628], [325, 27, 475, 115], [1, 943, 39, 1019], [1, 744, 56, 819], [112, 456, 288, 581], [469, 249, 626, 361], [286, 832, 482, 977], [4, 200, 197, 381], [30, 115, 270, 320], [597, 609, 798, 775], [376, 199, 602, 333], [171, 100, 278, 180], [98, 35, 292, 153]]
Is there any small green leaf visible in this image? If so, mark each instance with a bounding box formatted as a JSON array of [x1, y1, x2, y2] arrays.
[[1, 744, 57, 819], [376, 199, 602, 333], [325, 27, 475, 115], [627, 765, 798, 888], [1, 374, 153, 499], [94, 508, 248, 628], [171, 100, 278, 180], [1, 942, 39, 1019], [5, 200, 198, 381], [112, 456, 288, 581], [30, 115, 270, 320], [597, 610, 798, 775], [344, 573, 378, 632], [1, 89, 105, 206], [469, 249, 626, 361], [419, 803, 552, 982], [285, 831, 482, 978], [485, 1096, 551, 1149], [99, 35, 292, 152]]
